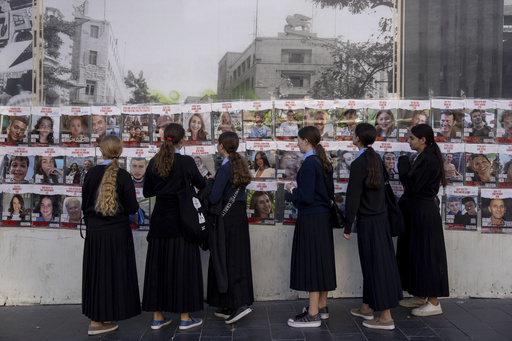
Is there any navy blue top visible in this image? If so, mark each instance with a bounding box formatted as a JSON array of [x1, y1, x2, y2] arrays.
[[285, 155, 332, 215], [209, 161, 246, 204]]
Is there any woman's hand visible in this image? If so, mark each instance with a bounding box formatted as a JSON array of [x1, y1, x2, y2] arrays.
[[285, 182, 295, 193], [343, 233, 350, 240]]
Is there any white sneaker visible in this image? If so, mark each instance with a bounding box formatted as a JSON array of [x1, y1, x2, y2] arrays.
[[411, 301, 442, 316], [399, 296, 427, 308]]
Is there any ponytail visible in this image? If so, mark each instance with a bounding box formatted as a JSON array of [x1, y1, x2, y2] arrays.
[[220, 132, 252, 187], [354, 123, 381, 189], [315, 144, 332, 173], [95, 135, 122, 216], [153, 124, 185, 179]]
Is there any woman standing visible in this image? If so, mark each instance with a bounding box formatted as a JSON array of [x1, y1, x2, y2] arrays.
[[343, 123, 402, 330], [81, 135, 140, 335], [284, 126, 336, 328], [142, 123, 206, 330], [208, 131, 254, 324], [397, 124, 449, 316]]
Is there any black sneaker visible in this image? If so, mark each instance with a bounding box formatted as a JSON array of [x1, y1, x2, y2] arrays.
[[287, 312, 321, 328], [214, 308, 233, 319], [302, 306, 329, 319], [225, 305, 252, 324]]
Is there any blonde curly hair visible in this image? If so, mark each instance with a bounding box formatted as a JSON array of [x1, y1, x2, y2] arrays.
[[94, 135, 123, 216]]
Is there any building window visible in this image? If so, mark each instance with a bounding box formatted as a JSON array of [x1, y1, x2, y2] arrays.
[[289, 76, 304, 87], [289, 53, 305, 63], [89, 50, 98, 65], [90, 25, 99, 38], [85, 80, 96, 95]]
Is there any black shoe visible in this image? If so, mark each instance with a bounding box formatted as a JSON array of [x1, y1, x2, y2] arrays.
[[214, 308, 233, 319], [225, 306, 252, 324]]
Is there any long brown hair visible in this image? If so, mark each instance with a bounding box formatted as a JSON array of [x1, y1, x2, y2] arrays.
[[219, 132, 251, 187], [409, 124, 447, 187], [94, 135, 122, 216], [355, 123, 381, 189], [298, 126, 332, 173], [153, 123, 185, 179]]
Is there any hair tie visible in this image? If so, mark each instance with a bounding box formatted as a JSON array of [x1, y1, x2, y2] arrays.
[[167, 137, 172, 141], [112, 156, 119, 160], [367, 144, 372, 148]]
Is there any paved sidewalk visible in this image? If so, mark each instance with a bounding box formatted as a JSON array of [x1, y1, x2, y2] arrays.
[[0, 298, 511, 340]]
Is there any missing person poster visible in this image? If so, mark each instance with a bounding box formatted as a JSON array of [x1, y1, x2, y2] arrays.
[[464, 144, 497, 187], [338, 141, 358, 182], [121, 105, 151, 147], [183, 145, 217, 180], [480, 188, 512, 234], [90, 106, 121, 147], [444, 186, 478, 231], [2, 192, 31, 227], [242, 101, 273, 140], [335, 99, 367, 140], [246, 181, 277, 225], [367, 99, 399, 141], [0, 107, 31, 145], [275, 100, 304, 140], [211, 102, 243, 141], [439, 143, 464, 184], [498, 144, 512, 188], [431, 99, 464, 143], [374, 141, 402, 181], [276, 141, 303, 181], [64, 148, 95, 186], [495, 100, 512, 144], [183, 104, 212, 145], [151, 105, 182, 147], [245, 141, 276, 180], [398, 100, 430, 142], [304, 100, 335, 140], [60, 106, 90, 147], [463, 99, 495, 144], [30, 107, 60, 146]]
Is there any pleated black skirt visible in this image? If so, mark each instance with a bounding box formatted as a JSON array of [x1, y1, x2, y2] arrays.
[[207, 202, 254, 309], [82, 226, 141, 322], [290, 212, 337, 292], [356, 217, 403, 311], [397, 197, 449, 298], [142, 236, 204, 313]]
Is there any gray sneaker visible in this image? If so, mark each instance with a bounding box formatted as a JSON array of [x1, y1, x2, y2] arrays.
[[88, 322, 118, 335], [411, 301, 443, 316], [302, 306, 329, 319]]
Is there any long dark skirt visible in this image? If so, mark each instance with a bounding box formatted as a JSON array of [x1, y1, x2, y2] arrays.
[[290, 212, 337, 292], [357, 218, 403, 311], [82, 226, 141, 322], [207, 202, 254, 309], [397, 196, 449, 298], [142, 236, 203, 313]]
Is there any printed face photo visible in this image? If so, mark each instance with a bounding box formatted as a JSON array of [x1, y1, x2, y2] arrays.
[[7, 118, 28, 142]]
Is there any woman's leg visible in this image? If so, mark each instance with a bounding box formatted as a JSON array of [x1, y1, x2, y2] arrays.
[[153, 311, 164, 321], [308, 292, 319, 315], [318, 291, 328, 309]]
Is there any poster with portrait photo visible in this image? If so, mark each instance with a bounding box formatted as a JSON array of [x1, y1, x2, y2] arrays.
[[129, 188, 150, 231], [245, 141, 276, 180], [498, 144, 512, 188], [338, 141, 359, 182], [151, 105, 183, 146], [60, 196, 83, 229], [397, 100, 430, 142], [60, 106, 91, 146], [304, 100, 335, 140], [242, 101, 273, 140], [64, 148, 95, 186], [463, 100, 495, 144], [439, 143, 464, 184], [444, 186, 478, 231], [464, 144, 497, 187], [495, 100, 512, 144], [275, 100, 305, 140], [90, 106, 121, 147], [0, 111, 30, 145], [246, 181, 277, 225], [121, 105, 151, 148], [32, 194, 61, 228], [183, 104, 212, 145], [480, 188, 512, 234], [276, 141, 303, 181], [319, 140, 341, 181], [34, 154, 64, 185], [431, 99, 464, 143], [335, 99, 367, 140], [122, 147, 152, 188], [29, 107, 60, 146], [3, 153, 35, 184], [184, 145, 217, 180], [367, 100, 399, 141], [374, 141, 402, 181], [211, 102, 243, 141], [2, 192, 31, 227]]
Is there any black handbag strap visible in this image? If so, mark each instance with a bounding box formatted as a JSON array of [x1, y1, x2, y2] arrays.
[[222, 187, 241, 217]]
